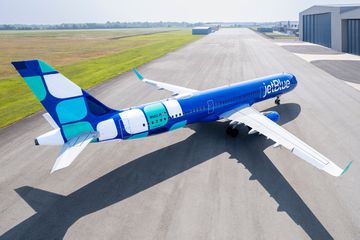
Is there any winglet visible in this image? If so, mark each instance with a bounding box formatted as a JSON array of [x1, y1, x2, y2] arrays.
[[132, 68, 144, 80], [340, 161, 353, 176]]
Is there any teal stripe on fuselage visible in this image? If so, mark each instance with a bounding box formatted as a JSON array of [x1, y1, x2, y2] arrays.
[[170, 120, 187, 131], [143, 102, 169, 129]]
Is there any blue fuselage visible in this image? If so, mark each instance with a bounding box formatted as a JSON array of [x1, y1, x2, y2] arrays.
[[104, 73, 297, 141]]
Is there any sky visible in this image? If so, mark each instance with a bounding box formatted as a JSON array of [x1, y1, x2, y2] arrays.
[[0, 0, 359, 24]]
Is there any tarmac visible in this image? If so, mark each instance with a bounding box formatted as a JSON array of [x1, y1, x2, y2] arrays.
[[312, 61, 360, 84], [0, 28, 359, 240], [276, 40, 360, 88], [282, 45, 341, 55]]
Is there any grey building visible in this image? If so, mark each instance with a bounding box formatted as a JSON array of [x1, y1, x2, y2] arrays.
[[299, 4, 360, 55], [192, 27, 211, 35]]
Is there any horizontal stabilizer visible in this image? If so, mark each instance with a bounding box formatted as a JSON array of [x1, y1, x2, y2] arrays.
[[15, 186, 64, 212], [51, 131, 97, 173]]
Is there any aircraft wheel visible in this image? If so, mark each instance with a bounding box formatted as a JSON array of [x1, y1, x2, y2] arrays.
[[226, 126, 238, 137], [226, 126, 233, 135], [275, 97, 280, 105], [230, 128, 239, 138]]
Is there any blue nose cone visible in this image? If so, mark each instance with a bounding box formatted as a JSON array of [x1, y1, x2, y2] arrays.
[[290, 74, 298, 87]]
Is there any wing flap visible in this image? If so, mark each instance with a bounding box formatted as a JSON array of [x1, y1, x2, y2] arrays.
[[51, 131, 97, 173], [223, 106, 348, 177]]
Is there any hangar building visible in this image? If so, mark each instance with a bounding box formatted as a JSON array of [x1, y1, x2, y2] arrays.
[[299, 4, 360, 55], [192, 27, 211, 35]]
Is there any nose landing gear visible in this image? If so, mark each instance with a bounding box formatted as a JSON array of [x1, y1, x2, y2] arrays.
[[275, 96, 280, 105]]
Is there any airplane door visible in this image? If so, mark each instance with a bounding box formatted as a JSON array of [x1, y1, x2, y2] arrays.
[[116, 115, 125, 139], [207, 99, 214, 114], [119, 109, 148, 134]]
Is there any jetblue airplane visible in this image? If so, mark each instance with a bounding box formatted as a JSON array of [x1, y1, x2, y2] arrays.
[[12, 60, 352, 176]]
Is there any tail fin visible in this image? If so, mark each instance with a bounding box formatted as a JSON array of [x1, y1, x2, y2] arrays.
[[12, 60, 115, 142]]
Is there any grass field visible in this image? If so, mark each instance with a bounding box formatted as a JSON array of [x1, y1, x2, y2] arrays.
[[250, 27, 298, 40], [262, 32, 299, 40], [0, 29, 203, 128]]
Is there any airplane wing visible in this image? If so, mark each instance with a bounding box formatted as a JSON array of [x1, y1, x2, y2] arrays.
[[221, 106, 352, 177], [133, 68, 198, 96], [51, 131, 98, 173]]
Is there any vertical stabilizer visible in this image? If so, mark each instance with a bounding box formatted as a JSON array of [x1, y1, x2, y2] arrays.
[[12, 60, 115, 142]]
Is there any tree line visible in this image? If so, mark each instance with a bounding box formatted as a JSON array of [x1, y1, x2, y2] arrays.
[[0, 22, 204, 30]]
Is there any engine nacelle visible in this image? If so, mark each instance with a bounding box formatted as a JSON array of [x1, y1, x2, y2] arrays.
[[262, 111, 280, 122], [35, 128, 64, 146]]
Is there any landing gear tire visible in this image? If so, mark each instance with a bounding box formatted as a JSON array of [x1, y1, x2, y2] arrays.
[[275, 96, 280, 105], [226, 126, 233, 135], [226, 126, 239, 138], [230, 129, 239, 137]]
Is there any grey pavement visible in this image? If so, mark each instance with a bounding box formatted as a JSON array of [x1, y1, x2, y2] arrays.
[[0, 28, 359, 240], [282, 45, 342, 55], [312, 60, 360, 84]]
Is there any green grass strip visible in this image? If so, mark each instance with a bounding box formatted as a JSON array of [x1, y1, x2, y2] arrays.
[[0, 30, 203, 128]]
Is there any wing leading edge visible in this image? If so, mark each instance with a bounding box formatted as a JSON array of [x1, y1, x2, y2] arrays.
[[222, 106, 351, 177]]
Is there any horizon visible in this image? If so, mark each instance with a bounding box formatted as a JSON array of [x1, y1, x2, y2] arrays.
[[0, 20, 299, 26], [1, 0, 360, 25]]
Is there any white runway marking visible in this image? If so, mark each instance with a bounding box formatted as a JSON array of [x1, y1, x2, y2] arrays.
[[345, 81, 360, 91], [275, 42, 318, 46], [294, 53, 360, 62]]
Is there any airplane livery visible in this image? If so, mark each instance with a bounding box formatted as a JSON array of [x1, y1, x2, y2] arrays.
[[12, 60, 352, 176]]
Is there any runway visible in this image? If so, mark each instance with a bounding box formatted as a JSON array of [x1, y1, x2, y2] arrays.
[[0, 28, 359, 239]]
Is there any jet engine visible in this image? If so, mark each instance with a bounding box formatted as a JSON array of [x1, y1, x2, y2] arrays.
[[262, 111, 280, 122]]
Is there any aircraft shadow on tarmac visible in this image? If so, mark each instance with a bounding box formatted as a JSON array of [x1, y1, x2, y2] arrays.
[[1, 103, 333, 240]]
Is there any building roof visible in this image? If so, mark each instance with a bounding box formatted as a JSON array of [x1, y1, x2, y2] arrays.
[[300, 4, 360, 15], [192, 27, 211, 30], [313, 4, 360, 8]]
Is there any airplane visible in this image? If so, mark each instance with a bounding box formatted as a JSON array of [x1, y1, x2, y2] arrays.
[[12, 60, 352, 176]]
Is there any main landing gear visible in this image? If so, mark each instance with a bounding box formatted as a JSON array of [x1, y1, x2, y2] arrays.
[[226, 125, 239, 137], [275, 96, 281, 105]]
